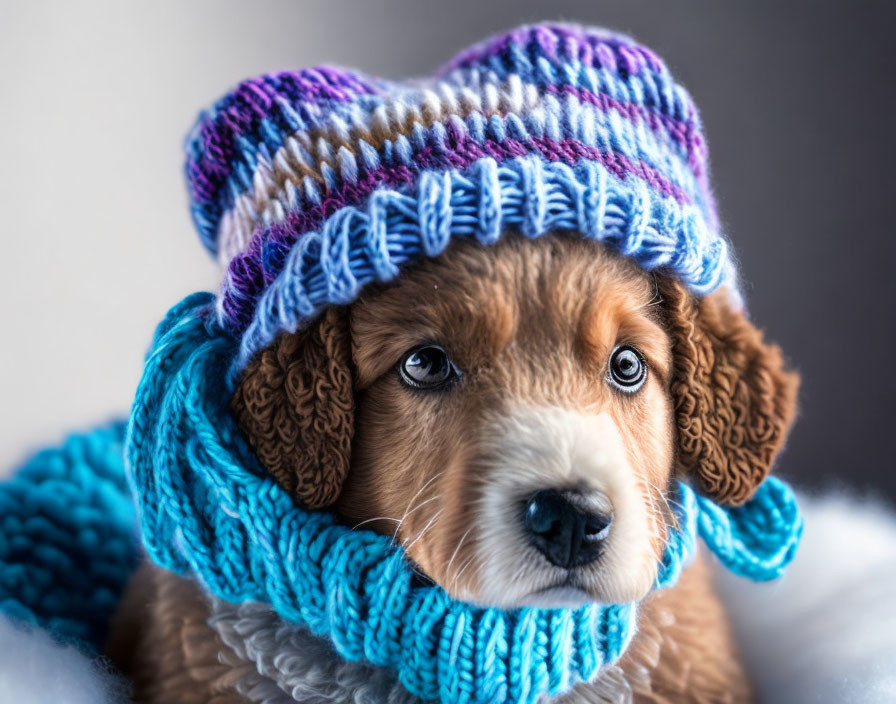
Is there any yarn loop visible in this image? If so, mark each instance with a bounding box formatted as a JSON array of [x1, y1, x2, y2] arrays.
[[0, 422, 137, 651]]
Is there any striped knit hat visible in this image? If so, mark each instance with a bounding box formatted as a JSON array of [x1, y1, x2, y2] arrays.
[[185, 23, 736, 369]]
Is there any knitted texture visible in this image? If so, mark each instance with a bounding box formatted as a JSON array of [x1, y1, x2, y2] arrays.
[[126, 292, 802, 704], [183, 23, 736, 370], [0, 422, 138, 652]]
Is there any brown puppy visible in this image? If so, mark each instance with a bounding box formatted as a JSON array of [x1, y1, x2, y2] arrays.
[[110, 233, 797, 703]]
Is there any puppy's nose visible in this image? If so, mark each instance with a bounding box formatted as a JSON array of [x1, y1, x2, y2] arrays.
[[523, 489, 612, 569]]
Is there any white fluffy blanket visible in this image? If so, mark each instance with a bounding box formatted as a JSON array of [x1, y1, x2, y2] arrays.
[[1, 490, 894, 703], [0, 614, 128, 703], [716, 490, 896, 703]]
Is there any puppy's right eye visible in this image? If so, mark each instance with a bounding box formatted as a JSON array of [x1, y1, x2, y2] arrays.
[[398, 345, 461, 391]]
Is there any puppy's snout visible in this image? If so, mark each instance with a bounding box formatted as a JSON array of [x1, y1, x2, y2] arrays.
[[522, 489, 613, 569]]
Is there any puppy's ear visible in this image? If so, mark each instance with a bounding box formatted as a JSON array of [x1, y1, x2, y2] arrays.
[[659, 278, 799, 505], [231, 307, 354, 509]]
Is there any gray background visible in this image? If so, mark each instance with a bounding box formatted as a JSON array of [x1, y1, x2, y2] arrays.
[[1, 1, 894, 498]]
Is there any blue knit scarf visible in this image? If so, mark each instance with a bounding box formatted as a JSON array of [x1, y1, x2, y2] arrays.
[[117, 291, 802, 703]]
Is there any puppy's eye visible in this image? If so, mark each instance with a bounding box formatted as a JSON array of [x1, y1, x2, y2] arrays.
[[607, 345, 647, 393], [398, 345, 461, 390]]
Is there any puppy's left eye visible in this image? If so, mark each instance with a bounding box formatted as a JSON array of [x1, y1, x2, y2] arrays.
[[607, 345, 647, 393], [398, 345, 461, 390]]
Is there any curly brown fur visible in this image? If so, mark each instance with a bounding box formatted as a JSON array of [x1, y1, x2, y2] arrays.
[[230, 307, 354, 508], [658, 278, 799, 505]]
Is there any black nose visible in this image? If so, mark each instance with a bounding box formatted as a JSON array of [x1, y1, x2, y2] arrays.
[[523, 489, 613, 569]]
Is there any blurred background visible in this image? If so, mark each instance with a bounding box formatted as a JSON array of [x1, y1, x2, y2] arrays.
[[1, 1, 894, 498]]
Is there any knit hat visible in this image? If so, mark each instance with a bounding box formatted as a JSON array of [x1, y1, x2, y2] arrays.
[[184, 22, 735, 369]]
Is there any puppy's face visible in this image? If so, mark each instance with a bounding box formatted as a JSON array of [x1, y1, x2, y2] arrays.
[[232, 232, 798, 610], [339, 235, 674, 607]]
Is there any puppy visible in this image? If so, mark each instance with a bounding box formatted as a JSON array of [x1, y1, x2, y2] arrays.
[[109, 232, 797, 703]]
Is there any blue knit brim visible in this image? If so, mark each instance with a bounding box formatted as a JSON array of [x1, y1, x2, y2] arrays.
[[234, 155, 736, 370]]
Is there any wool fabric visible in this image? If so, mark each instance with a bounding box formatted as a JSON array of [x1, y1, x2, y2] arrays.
[[123, 292, 802, 704], [0, 422, 137, 652], [184, 23, 736, 370]]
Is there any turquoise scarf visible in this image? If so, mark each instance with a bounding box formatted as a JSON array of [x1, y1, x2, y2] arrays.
[[123, 292, 802, 704]]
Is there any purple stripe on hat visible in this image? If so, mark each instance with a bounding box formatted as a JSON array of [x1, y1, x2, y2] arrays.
[[544, 83, 707, 176], [439, 24, 696, 135], [186, 68, 382, 249], [217, 137, 692, 333], [439, 24, 664, 80]]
